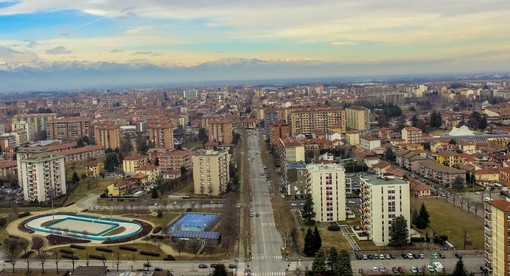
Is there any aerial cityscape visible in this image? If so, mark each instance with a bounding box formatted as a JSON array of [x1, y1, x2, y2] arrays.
[[1, 1, 510, 276]]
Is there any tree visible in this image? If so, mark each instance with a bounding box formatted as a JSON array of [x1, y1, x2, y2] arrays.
[[453, 176, 465, 190], [175, 239, 186, 256], [416, 203, 430, 229], [151, 188, 159, 199], [302, 194, 316, 225], [76, 137, 85, 147], [384, 147, 396, 162], [336, 250, 353, 276], [33, 130, 47, 141], [411, 208, 419, 226], [212, 264, 228, 276], [39, 250, 47, 274], [452, 258, 468, 276], [198, 127, 208, 143], [4, 238, 19, 272], [303, 228, 315, 256], [313, 226, 322, 253], [120, 136, 133, 154], [389, 215, 409, 247], [327, 247, 339, 272], [71, 171, 80, 184], [429, 110, 442, 128], [104, 152, 119, 172], [189, 239, 201, 256], [411, 114, 418, 127], [311, 250, 326, 273]]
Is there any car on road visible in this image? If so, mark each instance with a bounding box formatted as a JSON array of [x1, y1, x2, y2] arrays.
[[290, 203, 297, 206], [407, 253, 414, 259], [198, 264, 208, 268], [228, 264, 237, 269], [347, 200, 355, 204]]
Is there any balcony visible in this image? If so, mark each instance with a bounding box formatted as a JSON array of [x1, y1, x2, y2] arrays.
[[484, 226, 492, 237]]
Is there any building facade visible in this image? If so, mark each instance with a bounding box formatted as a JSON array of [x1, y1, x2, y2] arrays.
[[94, 121, 120, 150], [17, 148, 66, 202], [159, 150, 193, 172], [402, 127, 424, 144], [207, 118, 233, 145], [360, 174, 410, 246], [192, 150, 230, 196], [12, 113, 57, 136], [122, 154, 149, 174], [148, 119, 174, 150], [346, 106, 370, 131], [269, 121, 290, 147], [484, 200, 510, 275], [286, 106, 346, 136], [306, 163, 346, 222], [47, 117, 92, 141]]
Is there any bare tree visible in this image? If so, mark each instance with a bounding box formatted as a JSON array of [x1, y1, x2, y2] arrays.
[[203, 240, 216, 256], [466, 198, 474, 214], [458, 195, 467, 210], [70, 257, 77, 271], [115, 252, 121, 271], [54, 253, 62, 274], [101, 254, 107, 267], [4, 238, 19, 272], [176, 239, 186, 256], [220, 192, 239, 255], [189, 239, 202, 256], [26, 255, 31, 274], [39, 250, 47, 274], [86, 254, 90, 266]]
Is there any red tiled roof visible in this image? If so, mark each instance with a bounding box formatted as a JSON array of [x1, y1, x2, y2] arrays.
[[489, 200, 510, 212]]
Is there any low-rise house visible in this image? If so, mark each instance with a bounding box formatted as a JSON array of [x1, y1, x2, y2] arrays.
[[419, 159, 466, 187], [410, 183, 434, 197], [474, 168, 500, 184]]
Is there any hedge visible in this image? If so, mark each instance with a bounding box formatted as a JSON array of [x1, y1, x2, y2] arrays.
[[18, 212, 31, 218], [119, 246, 137, 252], [59, 249, 74, 255], [164, 255, 176, 261], [96, 247, 113, 253], [150, 235, 165, 240], [327, 225, 341, 231], [62, 254, 79, 260], [70, 244, 85, 250], [153, 226, 162, 234], [140, 251, 160, 257], [89, 255, 106, 260]]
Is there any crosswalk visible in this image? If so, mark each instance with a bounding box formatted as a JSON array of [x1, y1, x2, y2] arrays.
[[251, 255, 282, 260], [250, 272, 286, 276]]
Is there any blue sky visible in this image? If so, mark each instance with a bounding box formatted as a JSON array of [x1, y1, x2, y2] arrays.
[[0, 0, 510, 73]]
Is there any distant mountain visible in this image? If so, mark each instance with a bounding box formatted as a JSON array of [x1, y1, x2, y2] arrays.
[[0, 58, 508, 92]]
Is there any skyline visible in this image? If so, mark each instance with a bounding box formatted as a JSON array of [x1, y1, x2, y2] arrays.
[[1, 1, 510, 90]]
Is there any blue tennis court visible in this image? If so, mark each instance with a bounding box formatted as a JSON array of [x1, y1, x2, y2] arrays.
[[168, 213, 219, 232]]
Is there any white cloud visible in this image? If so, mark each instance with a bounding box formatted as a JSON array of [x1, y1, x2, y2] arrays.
[[46, 46, 72, 55]]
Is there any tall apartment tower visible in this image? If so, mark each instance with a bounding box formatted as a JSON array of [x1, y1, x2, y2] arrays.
[[360, 174, 410, 246], [207, 118, 233, 145], [94, 121, 120, 150], [17, 148, 66, 202], [148, 119, 174, 150], [345, 106, 370, 131], [286, 106, 346, 136], [306, 163, 346, 222], [484, 199, 510, 275], [47, 117, 92, 141], [192, 150, 230, 196]]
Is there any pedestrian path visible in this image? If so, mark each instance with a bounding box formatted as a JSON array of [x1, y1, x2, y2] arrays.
[[251, 255, 282, 260], [251, 272, 286, 276]]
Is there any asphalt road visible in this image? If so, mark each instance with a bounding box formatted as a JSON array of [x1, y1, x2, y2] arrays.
[[247, 134, 287, 276]]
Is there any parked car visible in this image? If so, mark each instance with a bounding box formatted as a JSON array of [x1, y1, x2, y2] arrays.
[[228, 264, 237, 269], [198, 264, 208, 268]]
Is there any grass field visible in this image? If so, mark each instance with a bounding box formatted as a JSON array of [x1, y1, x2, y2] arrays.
[[411, 197, 484, 250]]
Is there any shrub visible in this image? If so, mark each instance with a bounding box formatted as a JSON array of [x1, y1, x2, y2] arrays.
[[119, 246, 137, 252], [8, 235, 20, 239], [18, 212, 31, 218], [410, 237, 425, 243], [59, 249, 74, 255], [150, 235, 165, 240], [70, 244, 85, 250], [96, 247, 113, 253], [89, 255, 106, 260], [140, 251, 160, 257], [20, 250, 35, 259], [164, 255, 176, 261], [153, 226, 162, 234], [62, 254, 79, 260], [327, 224, 341, 231]]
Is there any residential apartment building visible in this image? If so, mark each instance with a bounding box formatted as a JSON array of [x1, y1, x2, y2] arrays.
[[47, 117, 92, 141], [434, 151, 461, 167], [306, 163, 346, 222], [158, 150, 193, 172], [122, 154, 149, 174], [346, 131, 361, 146], [148, 119, 174, 150], [17, 148, 66, 202], [279, 137, 305, 164], [286, 106, 346, 136], [207, 118, 233, 145], [283, 162, 308, 199], [360, 135, 381, 151], [192, 150, 230, 196], [12, 113, 56, 136], [345, 106, 370, 131], [402, 127, 424, 144], [269, 121, 290, 148], [94, 121, 121, 150], [360, 174, 410, 246], [484, 199, 510, 275], [419, 159, 465, 187]]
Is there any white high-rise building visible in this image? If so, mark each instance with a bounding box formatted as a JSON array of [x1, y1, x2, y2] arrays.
[[360, 174, 410, 246], [306, 163, 346, 222], [17, 148, 66, 202]]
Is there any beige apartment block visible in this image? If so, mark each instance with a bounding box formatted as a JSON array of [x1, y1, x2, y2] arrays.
[[193, 150, 230, 196], [484, 200, 510, 275], [306, 163, 346, 222], [346, 106, 370, 131]]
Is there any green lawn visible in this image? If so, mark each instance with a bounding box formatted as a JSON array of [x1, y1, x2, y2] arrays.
[[411, 197, 484, 250]]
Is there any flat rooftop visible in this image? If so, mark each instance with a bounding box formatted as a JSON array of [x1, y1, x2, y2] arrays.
[[361, 174, 408, 186]]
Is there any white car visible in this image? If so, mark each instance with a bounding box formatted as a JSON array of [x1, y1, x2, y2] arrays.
[[290, 203, 298, 207]]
